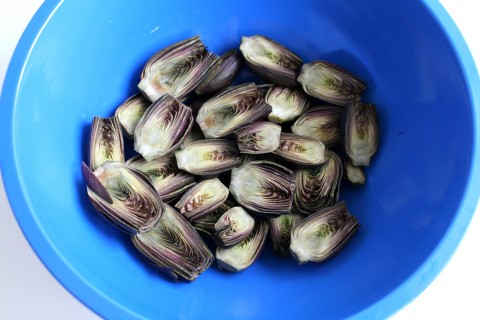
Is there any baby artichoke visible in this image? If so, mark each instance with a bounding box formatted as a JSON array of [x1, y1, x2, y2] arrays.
[[138, 35, 218, 101], [81, 161, 163, 234], [175, 178, 229, 221], [343, 155, 366, 185], [240, 35, 302, 87], [234, 121, 282, 154], [191, 200, 235, 236], [290, 201, 359, 263], [229, 161, 295, 217], [291, 106, 344, 147], [343, 102, 379, 166], [214, 206, 255, 247], [89, 116, 124, 171], [175, 139, 241, 175], [268, 213, 302, 258], [114, 93, 150, 138], [132, 204, 214, 281], [265, 86, 310, 124], [196, 83, 272, 138], [134, 94, 193, 161], [273, 133, 326, 167], [298, 61, 366, 106]]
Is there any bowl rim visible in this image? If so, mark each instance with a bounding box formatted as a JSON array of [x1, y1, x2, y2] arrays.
[[0, 0, 479, 319]]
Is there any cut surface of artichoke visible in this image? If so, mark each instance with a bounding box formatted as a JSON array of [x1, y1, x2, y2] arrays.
[[175, 139, 241, 175], [229, 160, 295, 217], [290, 201, 359, 264], [274, 133, 326, 167], [268, 213, 302, 258], [291, 106, 343, 147], [240, 35, 302, 87], [196, 83, 272, 138], [214, 206, 255, 247], [234, 121, 282, 154], [138, 35, 218, 101], [134, 94, 193, 161], [298, 61, 366, 106], [343, 102, 379, 166], [293, 151, 343, 215], [82, 161, 164, 234], [89, 116, 124, 171], [175, 178, 229, 221], [216, 219, 269, 272], [114, 93, 150, 138], [265, 86, 310, 124], [132, 204, 214, 281], [192, 200, 234, 236]]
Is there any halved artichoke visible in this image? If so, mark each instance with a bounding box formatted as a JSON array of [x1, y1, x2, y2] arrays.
[[229, 161, 295, 217], [290, 201, 359, 263], [114, 93, 150, 138], [273, 133, 326, 167], [134, 94, 193, 161], [265, 86, 310, 124], [81, 161, 164, 234], [175, 178, 229, 221], [195, 49, 244, 95], [216, 220, 269, 272], [138, 35, 218, 101], [291, 106, 344, 147], [297, 61, 366, 106], [126, 154, 196, 203], [292, 151, 343, 215], [196, 83, 272, 138], [214, 206, 255, 247], [175, 139, 241, 175], [240, 35, 302, 87], [89, 116, 124, 171], [268, 213, 302, 258], [132, 204, 214, 281], [234, 121, 282, 154], [343, 102, 379, 166]]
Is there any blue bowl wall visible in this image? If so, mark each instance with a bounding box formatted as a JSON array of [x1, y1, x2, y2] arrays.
[[1, 0, 479, 319]]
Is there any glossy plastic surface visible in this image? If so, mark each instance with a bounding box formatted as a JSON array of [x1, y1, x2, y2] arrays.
[[1, 0, 479, 319]]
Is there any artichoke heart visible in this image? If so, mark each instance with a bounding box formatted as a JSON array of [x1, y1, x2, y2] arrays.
[[290, 201, 360, 264], [293, 151, 343, 215], [114, 93, 150, 138], [268, 213, 302, 258], [138, 35, 218, 101], [240, 35, 302, 87], [234, 121, 281, 154], [134, 94, 193, 161], [274, 133, 326, 167], [175, 139, 241, 175], [81, 161, 164, 234], [229, 160, 295, 217], [132, 204, 214, 281], [195, 49, 244, 95], [216, 219, 269, 272], [126, 154, 196, 203], [343, 102, 379, 166], [89, 116, 124, 171], [291, 106, 344, 147], [298, 61, 366, 106], [192, 200, 235, 236], [175, 178, 229, 221], [196, 83, 272, 138], [265, 86, 310, 124], [214, 206, 255, 247]]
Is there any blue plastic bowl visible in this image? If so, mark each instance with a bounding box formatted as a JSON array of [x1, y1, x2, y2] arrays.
[[1, 0, 479, 319]]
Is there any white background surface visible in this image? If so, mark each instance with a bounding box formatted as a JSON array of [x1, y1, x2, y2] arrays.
[[0, 1, 479, 319]]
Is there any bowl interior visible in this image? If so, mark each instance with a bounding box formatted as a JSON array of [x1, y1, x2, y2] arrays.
[[2, 0, 475, 319]]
